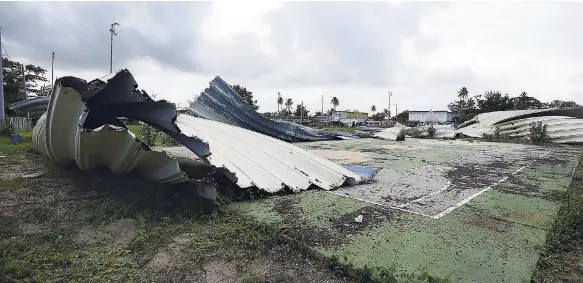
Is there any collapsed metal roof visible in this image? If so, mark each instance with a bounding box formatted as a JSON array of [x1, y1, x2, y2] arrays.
[[32, 70, 365, 194], [456, 108, 583, 143], [189, 76, 357, 142]]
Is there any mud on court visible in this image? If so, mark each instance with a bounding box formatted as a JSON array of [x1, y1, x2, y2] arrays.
[[230, 138, 582, 282]]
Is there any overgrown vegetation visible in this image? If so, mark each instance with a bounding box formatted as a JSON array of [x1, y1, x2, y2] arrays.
[[529, 121, 550, 144], [410, 128, 423, 138], [396, 129, 406, 141], [532, 153, 583, 282], [449, 87, 579, 124], [426, 126, 436, 137], [481, 126, 510, 142]]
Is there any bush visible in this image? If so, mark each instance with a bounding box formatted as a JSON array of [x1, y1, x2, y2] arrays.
[[138, 124, 158, 146], [427, 126, 436, 137], [482, 126, 509, 142], [529, 121, 549, 143], [396, 129, 406, 141], [410, 128, 423, 138], [0, 124, 15, 137]]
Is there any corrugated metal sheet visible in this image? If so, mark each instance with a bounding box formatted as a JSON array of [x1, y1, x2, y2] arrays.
[[9, 96, 50, 118], [175, 114, 363, 192], [32, 79, 190, 184], [34, 69, 367, 194], [456, 108, 583, 143], [190, 76, 357, 142]]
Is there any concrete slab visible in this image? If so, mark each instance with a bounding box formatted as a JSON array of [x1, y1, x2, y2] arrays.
[[160, 138, 582, 282]]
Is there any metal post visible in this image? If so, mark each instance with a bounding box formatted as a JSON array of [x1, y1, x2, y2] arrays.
[[21, 65, 26, 100], [321, 95, 323, 114], [51, 52, 55, 89], [388, 91, 392, 118], [0, 28, 4, 127], [395, 104, 398, 117], [301, 101, 304, 124], [109, 23, 119, 73]]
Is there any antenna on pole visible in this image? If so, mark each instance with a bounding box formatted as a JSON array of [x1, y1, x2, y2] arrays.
[[0, 28, 4, 127], [109, 22, 119, 74], [51, 52, 55, 89]]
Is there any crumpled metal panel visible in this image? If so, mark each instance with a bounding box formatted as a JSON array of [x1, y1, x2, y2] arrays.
[[32, 78, 190, 184], [175, 114, 363, 192], [190, 76, 357, 142], [35, 69, 365, 194], [8, 96, 49, 118], [457, 108, 583, 143], [373, 123, 408, 141]]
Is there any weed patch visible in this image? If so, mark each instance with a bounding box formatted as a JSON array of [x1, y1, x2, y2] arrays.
[[532, 152, 583, 282]]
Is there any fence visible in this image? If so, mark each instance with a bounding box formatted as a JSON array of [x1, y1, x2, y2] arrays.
[[6, 117, 33, 131]]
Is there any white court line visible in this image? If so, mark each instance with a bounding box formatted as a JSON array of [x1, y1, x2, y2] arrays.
[[395, 181, 452, 209], [326, 191, 435, 218], [431, 150, 553, 219]]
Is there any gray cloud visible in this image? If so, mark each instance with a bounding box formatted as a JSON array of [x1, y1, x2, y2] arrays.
[[0, 2, 212, 72]]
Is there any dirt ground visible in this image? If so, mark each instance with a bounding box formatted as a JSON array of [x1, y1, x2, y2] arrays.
[[0, 150, 356, 283]]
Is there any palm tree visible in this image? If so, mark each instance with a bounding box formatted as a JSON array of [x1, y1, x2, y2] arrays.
[[458, 87, 469, 101], [277, 92, 283, 115], [285, 98, 293, 116], [371, 105, 376, 113], [330, 97, 339, 110]]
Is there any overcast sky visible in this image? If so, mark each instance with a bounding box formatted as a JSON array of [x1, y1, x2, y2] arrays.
[[1, 1, 582, 114]]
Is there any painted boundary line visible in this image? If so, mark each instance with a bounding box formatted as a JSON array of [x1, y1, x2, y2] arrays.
[[326, 191, 435, 218], [431, 149, 553, 219]]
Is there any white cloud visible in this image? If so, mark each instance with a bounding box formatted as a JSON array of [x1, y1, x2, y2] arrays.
[[2, 1, 583, 115]]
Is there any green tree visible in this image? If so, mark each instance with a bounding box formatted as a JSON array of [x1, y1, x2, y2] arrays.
[[284, 98, 293, 115], [330, 97, 339, 110], [231, 84, 259, 111], [294, 104, 309, 117], [458, 87, 469, 100], [277, 92, 283, 114], [370, 105, 376, 113], [38, 84, 52, 96], [548, 100, 579, 108], [2, 57, 49, 112]]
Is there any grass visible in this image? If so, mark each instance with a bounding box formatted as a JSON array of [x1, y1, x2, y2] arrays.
[[532, 152, 583, 282], [125, 124, 142, 134]]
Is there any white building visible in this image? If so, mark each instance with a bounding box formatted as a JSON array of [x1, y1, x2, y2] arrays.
[[408, 111, 455, 124]]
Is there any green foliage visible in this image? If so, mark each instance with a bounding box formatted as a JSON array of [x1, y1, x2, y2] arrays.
[[396, 129, 406, 141], [325, 254, 450, 283], [232, 85, 259, 111], [533, 154, 583, 281], [371, 112, 386, 121], [427, 125, 436, 137], [481, 126, 509, 142], [330, 97, 340, 109], [294, 104, 310, 117], [410, 128, 424, 138], [529, 121, 549, 143], [2, 57, 49, 109], [0, 124, 15, 136], [139, 123, 158, 146]]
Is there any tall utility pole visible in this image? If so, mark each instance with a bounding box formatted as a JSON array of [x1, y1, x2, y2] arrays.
[[321, 95, 324, 114], [395, 104, 398, 117], [388, 91, 392, 118], [51, 52, 55, 89], [109, 22, 119, 73], [0, 28, 4, 127], [301, 101, 304, 124], [21, 65, 26, 100]]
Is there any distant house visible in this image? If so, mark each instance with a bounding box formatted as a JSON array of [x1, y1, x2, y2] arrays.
[[331, 111, 369, 126], [408, 110, 455, 124]]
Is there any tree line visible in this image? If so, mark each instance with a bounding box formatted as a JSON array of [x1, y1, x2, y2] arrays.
[[2, 56, 51, 113], [449, 87, 580, 123]]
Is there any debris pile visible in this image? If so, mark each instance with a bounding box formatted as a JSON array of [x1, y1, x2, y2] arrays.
[[32, 70, 366, 196], [189, 76, 357, 142]]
